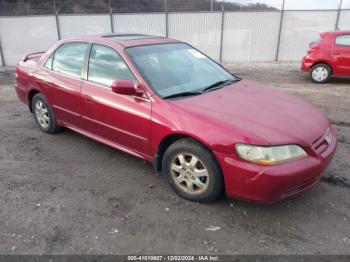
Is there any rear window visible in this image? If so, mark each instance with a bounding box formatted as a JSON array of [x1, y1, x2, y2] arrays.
[[44, 54, 53, 69], [335, 35, 350, 47], [310, 36, 322, 46], [52, 42, 89, 78]]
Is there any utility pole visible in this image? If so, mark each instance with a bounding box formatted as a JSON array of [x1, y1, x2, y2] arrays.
[[165, 0, 169, 37], [109, 0, 114, 33], [53, 0, 61, 40], [219, 0, 225, 62], [335, 0, 343, 30], [0, 37, 5, 66], [275, 0, 286, 61]]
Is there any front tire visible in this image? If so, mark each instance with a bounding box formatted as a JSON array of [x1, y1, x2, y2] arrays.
[[32, 93, 61, 133], [162, 138, 223, 203], [310, 63, 331, 84]]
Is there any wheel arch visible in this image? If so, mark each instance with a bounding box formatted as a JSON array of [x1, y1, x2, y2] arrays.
[[28, 88, 41, 113], [153, 132, 221, 173], [311, 61, 333, 75]]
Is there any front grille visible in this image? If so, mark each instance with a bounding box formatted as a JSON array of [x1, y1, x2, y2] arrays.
[[283, 176, 319, 198], [312, 128, 331, 156]]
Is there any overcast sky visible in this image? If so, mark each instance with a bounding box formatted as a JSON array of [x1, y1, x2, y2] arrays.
[[227, 0, 349, 10]]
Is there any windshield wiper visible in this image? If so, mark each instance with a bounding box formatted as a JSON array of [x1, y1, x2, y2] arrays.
[[163, 91, 203, 99], [202, 79, 238, 93]]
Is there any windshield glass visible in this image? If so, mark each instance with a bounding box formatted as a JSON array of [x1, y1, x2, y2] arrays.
[[126, 43, 237, 98]]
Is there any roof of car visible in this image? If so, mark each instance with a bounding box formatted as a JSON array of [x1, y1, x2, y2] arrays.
[[64, 33, 180, 48], [102, 34, 160, 41], [335, 30, 350, 35], [322, 30, 350, 36]]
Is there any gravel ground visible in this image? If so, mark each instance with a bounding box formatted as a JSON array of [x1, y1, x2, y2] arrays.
[[0, 62, 349, 255]]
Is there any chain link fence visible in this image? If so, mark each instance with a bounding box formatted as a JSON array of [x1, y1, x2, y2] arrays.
[[0, 0, 349, 66]]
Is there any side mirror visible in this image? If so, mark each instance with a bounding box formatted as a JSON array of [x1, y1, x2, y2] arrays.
[[111, 80, 143, 96]]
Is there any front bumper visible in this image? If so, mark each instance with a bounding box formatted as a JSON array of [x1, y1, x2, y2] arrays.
[[216, 129, 337, 204]]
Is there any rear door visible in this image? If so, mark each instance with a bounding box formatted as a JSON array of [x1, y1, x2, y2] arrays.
[[332, 34, 350, 76], [43, 42, 89, 128], [81, 44, 152, 156]]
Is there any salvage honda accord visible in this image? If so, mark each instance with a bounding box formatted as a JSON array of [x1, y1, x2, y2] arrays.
[[15, 34, 337, 203]]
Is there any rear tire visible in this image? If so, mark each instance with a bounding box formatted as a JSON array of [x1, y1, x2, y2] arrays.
[[310, 63, 331, 84], [162, 138, 223, 203], [32, 93, 61, 134]]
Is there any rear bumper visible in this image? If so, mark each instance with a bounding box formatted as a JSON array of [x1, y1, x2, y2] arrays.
[[301, 56, 313, 72], [216, 129, 337, 204], [14, 82, 28, 105]]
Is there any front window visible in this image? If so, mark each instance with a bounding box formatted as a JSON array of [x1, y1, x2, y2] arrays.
[[126, 43, 237, 98], [88, 44, 136, 87]]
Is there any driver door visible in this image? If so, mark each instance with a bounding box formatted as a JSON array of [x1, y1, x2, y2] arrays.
[[81, 44, 151, 156]]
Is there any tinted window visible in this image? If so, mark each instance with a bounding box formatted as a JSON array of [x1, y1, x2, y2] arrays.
[[126, 43, 236, 98], [88, 45, 136, 87], [52, 43, 89, 78], [335, 35, 350, 47], [44, 54, 53, 69]]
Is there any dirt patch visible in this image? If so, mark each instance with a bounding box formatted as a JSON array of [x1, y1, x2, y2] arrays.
[[320, 175, 350, 188]]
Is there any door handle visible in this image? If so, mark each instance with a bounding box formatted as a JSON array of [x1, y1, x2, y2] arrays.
[[333, 53, 341, 55], [84, 95, 94, 103]]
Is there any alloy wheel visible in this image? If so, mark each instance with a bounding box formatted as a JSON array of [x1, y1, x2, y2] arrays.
[[170, 153, 210, 195], [312, 66, 329, 82], [34, 100, 50, 129]]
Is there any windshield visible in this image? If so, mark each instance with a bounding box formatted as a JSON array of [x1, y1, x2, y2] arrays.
[[126, 43, 237, 98]]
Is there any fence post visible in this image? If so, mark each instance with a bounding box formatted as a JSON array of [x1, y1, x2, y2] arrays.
[[275, 0, 286, 62], [0, 38, 5, 66], [335, 0, 343, 30], [219, 0, 225, 62], [109, 0, 114, 33], [53, 0, 61, 40], [165, 0, 169, 37]]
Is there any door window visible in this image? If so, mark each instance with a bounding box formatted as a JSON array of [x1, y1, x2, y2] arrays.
[[335, 35, 350, 47], [88, 44, 136, 87], [44, 54, 53, 69], [52, 42, 89, 78]]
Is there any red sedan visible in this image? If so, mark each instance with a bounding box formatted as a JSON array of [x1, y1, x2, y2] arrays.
[[302, 30, 350, 83], [15, 34, 336, 203]]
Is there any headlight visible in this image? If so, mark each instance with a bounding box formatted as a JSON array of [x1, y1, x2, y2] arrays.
[[235, 144, 307, 165]]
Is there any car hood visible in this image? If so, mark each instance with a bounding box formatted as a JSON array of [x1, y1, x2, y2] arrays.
[[170, 80, 329, 146]]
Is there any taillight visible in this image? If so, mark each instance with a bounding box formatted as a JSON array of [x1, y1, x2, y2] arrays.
[[307, 45, 320, 54]]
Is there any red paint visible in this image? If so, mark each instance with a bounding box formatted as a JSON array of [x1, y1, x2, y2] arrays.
[[301, 31, 350, 77], [15, 34, 337, 203]]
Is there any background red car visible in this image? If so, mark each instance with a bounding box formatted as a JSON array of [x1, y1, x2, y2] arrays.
[[301, 31, 350, 83]]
